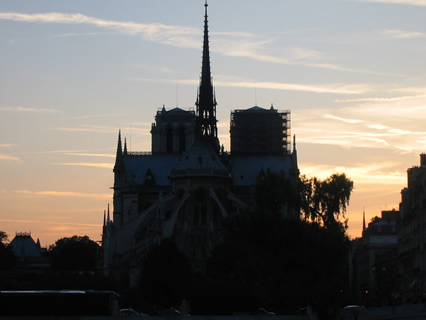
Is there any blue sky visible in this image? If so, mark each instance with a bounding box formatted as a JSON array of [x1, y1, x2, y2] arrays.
[[1, 0, 426, 246]]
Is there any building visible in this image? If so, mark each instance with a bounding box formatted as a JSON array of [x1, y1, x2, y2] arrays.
[[352, 210, 399, 305], [230, 106, 291, 155], [397, 153, 426, 302], [102, 2, 299, 286], [9, 232, 48, 269]]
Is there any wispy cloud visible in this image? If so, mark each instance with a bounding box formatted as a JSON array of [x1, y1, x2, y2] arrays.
[[136, 77, 371, 95], [0, 218, 100, 228], [382, 29, 425, 39], [0, 11, 367, 73], [0, 106, 58, 112], [324, 115, 364, 124], [300, 161, 406, 185], [0, 153, 22, 162], [63, 152, 115, 158], [68, 113, 126, 120], [51, 162, 114, 169], [336, 94, 426, 102], [13, 189, 110, 199], [357, 0, 426, 6], [294, 93, 426, 154], [51, 124, 119, 134]]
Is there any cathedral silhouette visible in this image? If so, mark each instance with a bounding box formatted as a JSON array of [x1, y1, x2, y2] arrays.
[[102, 2, 299, 285]]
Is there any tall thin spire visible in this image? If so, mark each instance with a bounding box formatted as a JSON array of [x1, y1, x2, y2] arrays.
[[196, 0, 219, 151], [362, 209, 366, 235], [114, 130, 123, 169], [116, 130, 122, 157]]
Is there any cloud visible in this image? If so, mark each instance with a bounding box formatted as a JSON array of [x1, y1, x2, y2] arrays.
[[51, 162, 114, 169], [136, 76, 371, 95], [0, 12, 201, 47], [294, 93, 426, 153], [324, 115, 364, 124], [0, 11, 367, 73], [51, 124, 119, 134], [0, 218, 100, 228], [357, 0, 426, 6], [382, 29, 425, 39], [13, 189, 111, 199], [63, 152, 115, 158], [216, 81, 370, 94], [0, 106, 58, 112], [0, 153, 22, 162], [300, 162, 406, 185], [336, 94, 426, 103], [68, 113, 126, 120]]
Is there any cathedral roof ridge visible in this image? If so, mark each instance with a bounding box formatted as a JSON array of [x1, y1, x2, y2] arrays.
[[171, 136, 229, 178]]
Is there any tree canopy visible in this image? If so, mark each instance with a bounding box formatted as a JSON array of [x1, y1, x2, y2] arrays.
[[205, 171, 353, 318], [49, 235, 99, 270], [0, 231, 15, 269], [138, 239, 193, 311], [299, 173, 353, 230]]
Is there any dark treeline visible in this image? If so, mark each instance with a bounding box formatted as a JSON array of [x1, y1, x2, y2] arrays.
[[0, 172, 353, 319]]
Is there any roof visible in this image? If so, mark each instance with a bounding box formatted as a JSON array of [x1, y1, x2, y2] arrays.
[[230, 154, 293, 186], [9, 233, 42, 258], [165, 107, 195, 115], [171, 136, 229, 178], [123, 154, 180, 186]]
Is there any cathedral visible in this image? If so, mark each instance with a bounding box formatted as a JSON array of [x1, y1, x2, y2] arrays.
[[102, 2, 299, 285]]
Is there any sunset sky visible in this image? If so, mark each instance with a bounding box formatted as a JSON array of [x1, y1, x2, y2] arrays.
[[1, 0, 426, 247]]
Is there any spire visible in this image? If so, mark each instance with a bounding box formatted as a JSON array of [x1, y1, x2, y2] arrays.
[[196, 0, 219, 151], [116, 130, 123, 158], [103, 209, 106, 226], [107, 203, 110, 223], [114, 130, 124, 169], [362, 209, 366, 235], [124, 137, 128, 155]]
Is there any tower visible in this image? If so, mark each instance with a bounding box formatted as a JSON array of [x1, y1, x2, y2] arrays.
[[195, 1, 219, 152]]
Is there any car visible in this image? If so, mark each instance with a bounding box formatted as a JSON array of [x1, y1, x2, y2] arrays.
[[158, 308, 180, 316], [120, 308, 147, 316], [258, 307, 275, 315]]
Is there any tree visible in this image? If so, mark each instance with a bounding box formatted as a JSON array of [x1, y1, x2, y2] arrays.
[[205, 172, 353, 318], [300, 173, 353, 229], [254, 170, 300, 218], [138, 239, 193, 310], [49, 235, 99, 270], [207, 209, 350, 316], [0, 231, 15, 269]]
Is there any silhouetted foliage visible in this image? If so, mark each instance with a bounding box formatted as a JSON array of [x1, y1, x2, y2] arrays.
[[138, 239, 193, 311], [207, 210, 350, 317], [255, 170, 300, 217], [49, 235, 99, 270], [205, 172, 352, 318], [0, 231, 16, 269], [300, 173, 353, 230]]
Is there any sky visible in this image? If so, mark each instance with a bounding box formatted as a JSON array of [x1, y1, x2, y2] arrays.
[[1, 0, 426, 247]]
